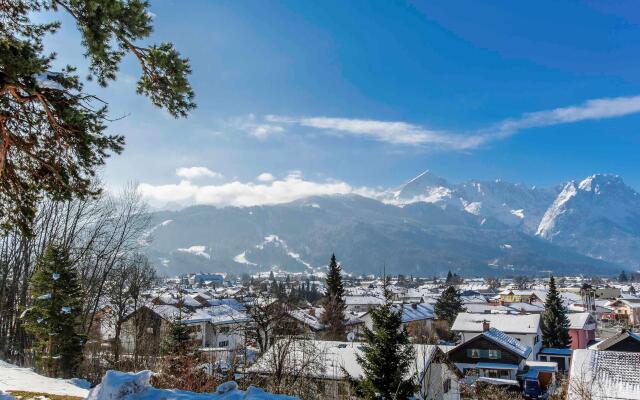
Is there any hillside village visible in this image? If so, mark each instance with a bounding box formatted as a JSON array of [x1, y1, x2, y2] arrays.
[[6, 266, 635, 400]]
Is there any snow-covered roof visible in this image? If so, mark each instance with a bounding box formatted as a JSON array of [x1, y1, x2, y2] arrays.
[[569, 349, 640, 400], [287, 309, 324, 331], [395, 303, 434, 323], [451, 312, 540, 334], [248, 339, 446, 381], [482, 328, 532, 359], [462, 303, 515, 314], [567, 312, 595, 330], [183, 305, 250, 325], [344, 296, 385, 306], [589, 330, 640, 351]]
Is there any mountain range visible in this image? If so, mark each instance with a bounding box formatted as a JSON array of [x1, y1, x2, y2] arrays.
[[144, 172, 640, 277]]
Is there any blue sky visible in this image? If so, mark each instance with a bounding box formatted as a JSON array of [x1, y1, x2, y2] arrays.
[[47, 1, 640, 207]]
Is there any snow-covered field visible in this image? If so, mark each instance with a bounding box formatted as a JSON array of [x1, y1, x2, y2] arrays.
[[0, 360, 89, 397]]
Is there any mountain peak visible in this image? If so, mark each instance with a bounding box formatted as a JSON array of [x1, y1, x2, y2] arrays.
[[398, 170, 450, 198], [578, 173, 624, 192]]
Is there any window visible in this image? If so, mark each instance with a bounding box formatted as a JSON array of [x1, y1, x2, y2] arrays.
[[534, 335, 539, 344], [218, 340, 229, 347], [443, 378, 451, 394], [219, 326, 230, 333], [468, 349, 481, 358], [488, 349, 500, 359], [146, 327, 154, 334]]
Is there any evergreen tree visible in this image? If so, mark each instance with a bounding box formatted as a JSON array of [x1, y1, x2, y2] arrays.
[[23, 243, 84, 378], [445, 270, 453, 284], [434, 285, 465, 327], [541, 276, 572, 348], [619, 270, 629, 283], [353, 285, 416, 399], [320, 254, 347, 340], [154, 311, 216, 391]]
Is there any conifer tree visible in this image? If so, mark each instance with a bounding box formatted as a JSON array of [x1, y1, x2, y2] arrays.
[[353, 284, 416, 399], [619, 270, 629, 283], [153, 311, 217, 391], [23, 243, 84, 378], [541, 276, 572, 348], [320, 254, 347, 340], [434, 285, 465, 327]]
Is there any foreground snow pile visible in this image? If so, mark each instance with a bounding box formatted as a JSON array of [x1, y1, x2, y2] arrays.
[[0, 360, 89, 397], [87, 370, 297, 400]]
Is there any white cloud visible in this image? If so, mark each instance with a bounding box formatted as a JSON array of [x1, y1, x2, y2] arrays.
[[229, 114, 285, 139], [138, 173, 375, 208], [259, 94, 640, 149], [257, 172, 275, 182], [175, 166, 222, 180]]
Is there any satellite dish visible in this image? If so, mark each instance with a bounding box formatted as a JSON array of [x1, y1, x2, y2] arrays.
[[347, 331, 356, 342]]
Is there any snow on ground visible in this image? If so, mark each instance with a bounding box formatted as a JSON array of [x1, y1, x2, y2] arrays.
[[233, 251, 257, 266], [177, 245, 211, 259], [87, 370, 297, 400], [0, 360, 89, 397]]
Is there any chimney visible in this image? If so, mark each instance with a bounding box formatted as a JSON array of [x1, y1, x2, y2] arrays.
[[482, 320, 490, 332]]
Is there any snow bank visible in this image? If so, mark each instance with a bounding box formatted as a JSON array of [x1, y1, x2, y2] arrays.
[[87, 370, 298, 400], [0, 360, 89, 397]]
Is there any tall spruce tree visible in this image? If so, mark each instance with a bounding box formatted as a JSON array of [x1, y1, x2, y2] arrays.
[[541, 276, 572, 348], [320, 254, 347, 340], [23, 243, 84, 378], [434, 285, 465, 327], [354, 284, 416, 399]]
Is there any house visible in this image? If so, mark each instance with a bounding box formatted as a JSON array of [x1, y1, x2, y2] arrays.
[[447, 328, 558, 398], [248, 339, 462, 400], [285, 307, 365, 338], [568, 349, 640, 400], [451, 313, 542, 359], [119, 304, 183, 355], [497, 290, 542, 304], [567, 312, 597, 350], [603, 299, 640, 325], [182, 304, 251, 349], [589, 330, 640, 353], [447, 327, 531, 382], [344, 295, 385, 313], [360, 303, 434, 336]]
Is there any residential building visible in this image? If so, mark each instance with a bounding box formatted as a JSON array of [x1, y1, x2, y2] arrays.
[[451, 313, 542, 359], [248, 339, 462, 400], [567, 312, 597, 350], [589, 330, 640, 353], [568, 349, 640, 400]]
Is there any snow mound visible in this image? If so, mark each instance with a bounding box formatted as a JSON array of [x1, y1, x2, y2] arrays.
[[87, 370, 298, 400], [0, 360, 89, 397]]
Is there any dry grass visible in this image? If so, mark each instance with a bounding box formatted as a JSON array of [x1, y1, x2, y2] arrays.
[[7, 391, 84, 400]]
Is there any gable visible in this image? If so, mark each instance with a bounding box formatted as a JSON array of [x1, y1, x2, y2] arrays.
[[448, 336, 524, 366]]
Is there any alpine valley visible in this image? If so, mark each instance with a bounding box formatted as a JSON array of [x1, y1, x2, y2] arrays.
[[144, 172, 640, 277]]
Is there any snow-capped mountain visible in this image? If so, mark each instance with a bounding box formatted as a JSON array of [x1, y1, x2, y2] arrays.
[[536, 174, 640, 267], [394, 170, 559, 233], [142, 171, 639, 276]]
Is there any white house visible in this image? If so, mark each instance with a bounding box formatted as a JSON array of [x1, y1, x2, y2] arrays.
[[248, 339, 462, 400], [451, 313, 542, 359], [182, 304, 251, 349]]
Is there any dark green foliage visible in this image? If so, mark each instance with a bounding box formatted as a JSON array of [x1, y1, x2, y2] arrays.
[[23, 242, 84, 378], [353, 287, 416, 399], [434, 285, 465, 327], [541, 276, 572, 348], [320, 254, 346, 340], [619, 270, 628, 283], [0, 0, 194, 234]]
